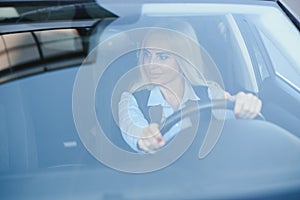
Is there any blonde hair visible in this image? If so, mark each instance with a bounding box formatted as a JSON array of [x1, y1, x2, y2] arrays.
[[130, 19, 220, 92]]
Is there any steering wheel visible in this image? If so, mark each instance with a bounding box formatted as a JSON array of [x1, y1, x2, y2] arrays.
[[159, 99, 265, 135]]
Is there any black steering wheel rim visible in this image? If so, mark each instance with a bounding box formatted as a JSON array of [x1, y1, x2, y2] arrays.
[[159, 99, 264, 135]]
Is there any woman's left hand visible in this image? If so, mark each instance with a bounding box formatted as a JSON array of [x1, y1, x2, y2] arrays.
[[232, 92, 262, 119]]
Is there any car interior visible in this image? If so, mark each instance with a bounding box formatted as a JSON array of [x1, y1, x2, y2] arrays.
[[91, 15, 259, 149], [1, 5, 295, 171], [0, 2, 300, 199], [0, 11, 299, 178]]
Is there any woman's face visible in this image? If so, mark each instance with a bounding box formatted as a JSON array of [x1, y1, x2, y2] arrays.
[[142, 35, 182, 86], [142, 48, 181, 86]]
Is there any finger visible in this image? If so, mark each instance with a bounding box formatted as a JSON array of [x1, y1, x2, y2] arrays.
[[147, 136, 162, 150], [249, 98, 262, 119], [138, 139, 147, 152], [138, 139, 156, 154], [139, 133, 162, 152], [235, 92, 257, 119], [235, 93, 262, 119], [156, 136, 166, 146], [140, 124, 159, 139], [149, 134, 166, 150], [255, 99, 262, 115], [240, 94, 256, 119], [234, 92, 245, 118], [140, 123, 165, 152], [148, 123, 161, 136], [149, 123, 165, 147], [242, 94, 261, 118]]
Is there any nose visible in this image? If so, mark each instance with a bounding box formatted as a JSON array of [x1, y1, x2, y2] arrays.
[[146, 57, 161, 71]]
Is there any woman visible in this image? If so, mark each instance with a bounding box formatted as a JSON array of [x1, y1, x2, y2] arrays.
[[118, 20, 262, 153]]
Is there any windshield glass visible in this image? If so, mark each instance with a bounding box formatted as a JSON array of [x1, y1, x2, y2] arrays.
[[1, 0, 299, 172], [1, 1, 300, 199]]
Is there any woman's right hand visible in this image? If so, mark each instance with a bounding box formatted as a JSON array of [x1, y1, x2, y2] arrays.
[[138, 123, 166, 154]]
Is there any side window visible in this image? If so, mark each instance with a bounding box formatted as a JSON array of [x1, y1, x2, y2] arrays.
[[259, 31, 300, 89], [0, 28, 86, 82], [2, 32, 40, 68], [236, 17, 270, 85], [35, 29, 83, 59], [0, 36, 10, 71], [225, 14, 259, 93]]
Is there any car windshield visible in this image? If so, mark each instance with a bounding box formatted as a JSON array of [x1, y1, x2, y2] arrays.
[[1, 1, 300, 199]]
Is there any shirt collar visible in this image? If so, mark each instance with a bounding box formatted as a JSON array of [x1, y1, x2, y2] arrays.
[[147, 79, 200, 107]]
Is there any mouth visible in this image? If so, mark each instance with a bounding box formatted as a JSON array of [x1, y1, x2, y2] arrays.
[[147, 72, 163, 79]]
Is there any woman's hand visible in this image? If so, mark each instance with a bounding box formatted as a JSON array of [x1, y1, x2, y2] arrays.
[[138, 123, 166, 153], [232, 92, 262, 119]]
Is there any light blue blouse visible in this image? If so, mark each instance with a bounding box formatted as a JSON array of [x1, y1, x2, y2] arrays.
[[118, 81, 234, 152]]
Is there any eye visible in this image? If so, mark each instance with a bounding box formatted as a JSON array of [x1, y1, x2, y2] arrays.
[[158, 53, 170, 61]]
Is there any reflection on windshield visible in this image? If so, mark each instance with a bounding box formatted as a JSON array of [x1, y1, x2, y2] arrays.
[[0, 2, 116, 23]]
